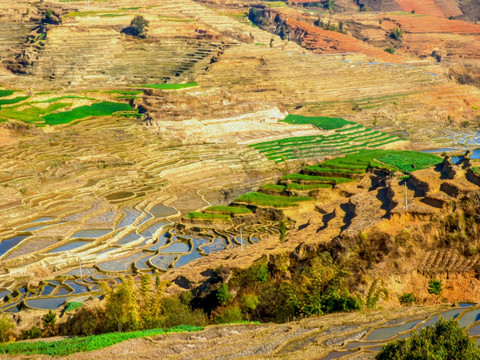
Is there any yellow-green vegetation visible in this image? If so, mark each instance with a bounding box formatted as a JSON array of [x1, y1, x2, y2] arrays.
[[204, 206, 252, 215], [234, 192, 314, 207], [186, 212, 231, 220], [0, 103, 71, 125], [136, 83, 198, 90]]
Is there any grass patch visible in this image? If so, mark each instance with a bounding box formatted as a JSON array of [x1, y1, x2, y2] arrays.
[[186, 212, 231, 220], [0, 325, 203, 356], [103, 90, 143, 95], [43, 102, 135, 125], [36, 95, 96, 103], [473, 167, 480, 176], [287, 183, 333, 190], [280, 114, 355, 130], [304, 164, 366, 175], [0, 103, 72, 124], [234, 192, 314, 207], [204, 206, 252, 215], [65, 302, 83, 312], [0, 96, 29, 106], [282, 173, 353, 184], [260, 184, 286, 192], [136, 83, 198, 90], [0, 90, 15, 98]]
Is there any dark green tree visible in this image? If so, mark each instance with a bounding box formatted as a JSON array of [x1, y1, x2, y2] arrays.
[[127, 15, 149, 39]]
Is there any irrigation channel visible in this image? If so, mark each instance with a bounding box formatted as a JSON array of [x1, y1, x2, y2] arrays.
[[319, 303, 480, 359], [0, 202, 267, 313]]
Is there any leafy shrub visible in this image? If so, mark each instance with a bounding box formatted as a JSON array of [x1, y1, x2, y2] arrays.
[[399, 292, 416, 305], [384, 47, 395, 54], [161, 297, 208, 329], [216, 284, 233, 305], [215, 306, 243, 324], [376, 318, 480, 359], [428, 279, 442, 295], [21, 326, 42, 340]]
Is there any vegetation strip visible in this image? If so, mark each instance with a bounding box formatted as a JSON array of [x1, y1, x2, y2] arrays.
[[0, 325, 203, 356]]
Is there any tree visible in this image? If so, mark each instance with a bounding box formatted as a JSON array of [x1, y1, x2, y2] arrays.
[[0, 315, 15, 342], [390, 26, 404, 41], [428, 279, 442, 295], [376, 318, 480, 359], [127, 15, 149, 39], [103, 276, 139, 332]]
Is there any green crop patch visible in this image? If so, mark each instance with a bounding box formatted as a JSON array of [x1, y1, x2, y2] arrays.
[[321, 150, 441, 173], [280, 114, 355, 130], [234, 192, 314, 207], [260, 184, 286, 192], [0, 325, 203, 356], [36, 95, 96, 103], [0, 96, 29, 107], [186, 212, 231, 220], [0, 103, 72, 124], [137, 83, 198, 90], [304, 164, 366, 175], [0, 90, 15, 98], [44, 102, 135, 125], [65, 301, 83, 312], [287, 183, 333, 190], [282, 173, 353, 184], [250, 120, 403, 162], [204, 206, 252, 215], [103, 90, 143, 95]]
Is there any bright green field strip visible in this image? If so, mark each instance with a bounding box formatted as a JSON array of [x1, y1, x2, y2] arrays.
[[43, 102, 135, 125], [103, 90, 143, 95], [282, 173, 353, 184], [234, 192, 314, 207], [287, 182, 333, 190], [0, 325, 203, 356], [0, 96, 29, 107], [136, 83, 198, 90], [186, 212, 231, 220], [0, 90, 15, 98], [280, 114, 355, 130], [473, 167, 480, 175], [0, 103, 71, 124], [260, 183, 286, 192], [304, 165, 365, 175], [204, 206, 252, 215], [35, 95, 97, 103]]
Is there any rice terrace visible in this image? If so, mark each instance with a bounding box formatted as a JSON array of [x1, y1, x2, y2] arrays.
[[2, 0, 480, 359]]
